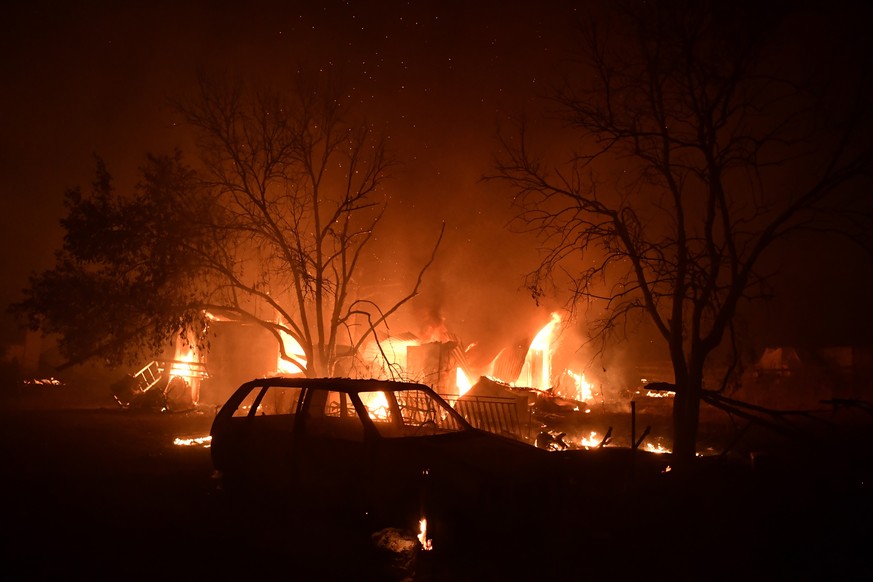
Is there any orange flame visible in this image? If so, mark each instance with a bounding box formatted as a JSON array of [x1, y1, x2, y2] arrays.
[[566, 370, 594, 403], [360, 391, 391, 420], [645, 442, 671, 454], [277, 329, 307, 375], [456, 367, 472, 397], [173, 435, 212, 447], [169, 343, 199, 379], [530, 312, 560, 351], [524, 312, 561, 390], [417, 517, 433, 551], [579, 431, 600, 449]]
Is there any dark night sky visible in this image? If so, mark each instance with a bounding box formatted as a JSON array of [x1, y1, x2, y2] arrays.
[[2, 1, 872, 368]]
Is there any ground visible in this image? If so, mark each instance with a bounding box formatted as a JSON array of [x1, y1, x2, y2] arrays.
[[2, 381, 872, 581]]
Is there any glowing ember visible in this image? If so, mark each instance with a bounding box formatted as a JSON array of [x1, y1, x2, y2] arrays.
[[166, 339, 207, 405], [23, 377, 63, 386], [456, 367, 472, 397], [646, 390, 675, 398], [173, 435, 212, 447], [578, 431, 600, 449], [417, 517, 433, 551]]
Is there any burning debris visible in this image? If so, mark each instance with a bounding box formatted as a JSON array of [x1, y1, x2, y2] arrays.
[[535, 430, 569, 451], [111, 355, 206, 413], [358, 311, 678, 453], [173, 435, 211, 447], [578, 430, 608, 449], [22, 377, 64, 386], [646, 440, 671, 454], [639, 381, 677, 398]]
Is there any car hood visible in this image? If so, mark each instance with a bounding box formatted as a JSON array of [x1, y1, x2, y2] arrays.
[[374, 430, 562, 483], [376, 431, 673, 494]]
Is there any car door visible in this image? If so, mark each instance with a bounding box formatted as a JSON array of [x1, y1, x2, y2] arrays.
[[295, 388, 369, 502], [218, 383, 303, 491]]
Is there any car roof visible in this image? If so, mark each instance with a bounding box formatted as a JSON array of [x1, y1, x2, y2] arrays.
[[237, 376, 434, 394]]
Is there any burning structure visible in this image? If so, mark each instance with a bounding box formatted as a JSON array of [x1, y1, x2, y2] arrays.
[[112, 310, 608, 443], [108, 303, 873, 460]]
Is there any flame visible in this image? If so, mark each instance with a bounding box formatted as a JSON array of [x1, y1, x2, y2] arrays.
[[364, 335, 421, 377], [360, 391, 391, 420], [168, 344, 198, 379], [645, 442, 671, 454], [456, 367, 472, 397], [417, 517, 433, 551], [523, 312, 562, 390], [173, 435, 212, 447], [530, 312, 561, 352], [277, 328, 307, 375], [565, 370, 594, 403], [646, 390, 675, 398], [578, 431, 600, 449]]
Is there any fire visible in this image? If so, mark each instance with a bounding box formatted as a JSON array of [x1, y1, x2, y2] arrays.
[[645, 442, 671, 454], [565, 370, 594, 403], [578, 431, 600, 449], [360, 391, 391, 420], [646, 390, 675, 398], [168, 343, 198, 379], [173, 435, 212, 447], [277, 328, 307, 375], [417, 517, 433, 551], [523, 312, 561, 390], [167, 339, 207, 405], [456, 367, 472, 397]]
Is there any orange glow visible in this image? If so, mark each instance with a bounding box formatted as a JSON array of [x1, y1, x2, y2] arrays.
[[417, 517, 433, 551], [456, 367, 472, 397], [360, 391, 391, 420], [578, 431, 600, 449], [523, 312, 561, 390], [173, 435, 212, 447], [530, 312, 561, 351], [365, 335, 421, 377], [168, 344, 199, 379], [565, 369, 594, 403], [167, 339, 207, 405], [277, 329, 307, 375], [646, 390, 675, 398]]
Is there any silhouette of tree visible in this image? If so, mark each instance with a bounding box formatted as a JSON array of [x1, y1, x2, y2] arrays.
[[489, 1, 873, 463]]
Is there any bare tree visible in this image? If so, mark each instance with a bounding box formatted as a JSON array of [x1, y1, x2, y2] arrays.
[[175, 73, 443, 377], [489, 2, 873, 463]]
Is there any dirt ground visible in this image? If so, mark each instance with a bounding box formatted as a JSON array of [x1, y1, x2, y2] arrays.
[[2, 383, 872, 581]]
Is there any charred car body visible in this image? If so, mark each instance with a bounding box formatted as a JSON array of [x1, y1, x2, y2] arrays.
[[209, 377, 672, 550]]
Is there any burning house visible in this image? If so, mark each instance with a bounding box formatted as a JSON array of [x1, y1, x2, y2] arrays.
[[104, 307, 688, 455]]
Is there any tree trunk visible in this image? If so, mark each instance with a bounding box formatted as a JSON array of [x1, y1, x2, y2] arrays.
[[307, 346, 333, 379], [672, 372, 703, 468]]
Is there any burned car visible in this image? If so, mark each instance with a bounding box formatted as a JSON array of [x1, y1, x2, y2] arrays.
[[210, 377, 671, 549]]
